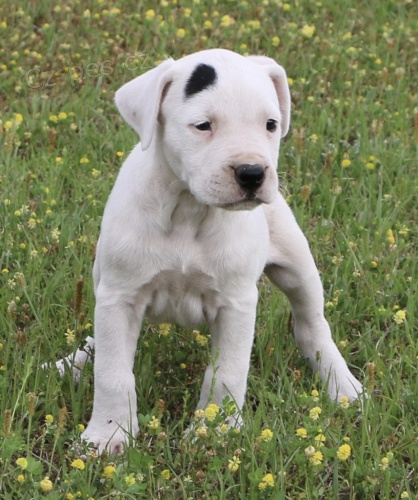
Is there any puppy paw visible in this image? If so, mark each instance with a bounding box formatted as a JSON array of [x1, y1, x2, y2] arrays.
[[81, 419, 138, 455], [328, 373, 365, 402]]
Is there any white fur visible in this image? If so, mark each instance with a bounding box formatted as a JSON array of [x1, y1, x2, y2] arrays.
[[51, 49, 363, 454]]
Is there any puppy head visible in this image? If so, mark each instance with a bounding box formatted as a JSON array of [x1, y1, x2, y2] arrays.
[[115, 49, 291, 209]]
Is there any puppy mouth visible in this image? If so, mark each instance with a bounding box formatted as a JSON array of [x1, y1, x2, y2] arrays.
[[218, 194, 263, 211]]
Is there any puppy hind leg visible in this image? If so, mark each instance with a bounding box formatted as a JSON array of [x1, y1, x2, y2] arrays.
[[44, 243, 100, 382], [42, 336, 95, 382]]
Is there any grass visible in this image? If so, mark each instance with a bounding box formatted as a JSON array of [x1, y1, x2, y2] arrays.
[[0, 0, 417, 498]]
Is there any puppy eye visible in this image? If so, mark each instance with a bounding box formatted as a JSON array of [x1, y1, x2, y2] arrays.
[[266, 119, 277, 132], [195, 121, 211, 131]]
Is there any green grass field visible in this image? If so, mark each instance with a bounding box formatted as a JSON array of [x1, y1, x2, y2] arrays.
[[1, 0, 417, 498]]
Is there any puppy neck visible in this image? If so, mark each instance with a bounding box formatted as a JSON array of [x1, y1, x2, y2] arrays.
[[137, 147, 210, 235], [160, 181, 216, 237]]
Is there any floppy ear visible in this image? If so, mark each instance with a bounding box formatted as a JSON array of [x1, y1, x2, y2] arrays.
[[247, 55, 291, 138], [114, 58, 175, 150]]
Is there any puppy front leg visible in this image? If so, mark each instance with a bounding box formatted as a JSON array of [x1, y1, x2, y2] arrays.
[[81, 292, 142, 455], [265, 197, 363, 401], [197, 292, 258, 424]]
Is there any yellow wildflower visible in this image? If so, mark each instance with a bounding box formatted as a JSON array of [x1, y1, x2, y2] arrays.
[[340, 396, 350, 409], [148, 416, 160, 430], [125, 475, 136, 486], [193, 330, 207, 346], [310, 450, 323, 466], [220, 15, 233, 27], [259, 481, 268, 491], [393, 310, 406, 324], [380, 456, 390, 470], [79, 156, 89, 164], [176, 28, 186, 38], [260, 428, 274, 442], [227, 456, 241, 472], [45, 414, 54, 425], [17, 474, 25, 483], [145, 9, 155, 20], [311, 389, 319, 400], [337, 443, 351, 461], [196, 426, 207, 438], [386, 228, 395, 244], [272, 36, 280, 47], [159, 323, 171, 336], [296, 427, 308, 438], [247, 19, 260, 30], [301, 25, 315, 38], [341, 158, 351, 168], [263, 473, 274, 486], [205, 403, 220, 421], [314, 433, 326, 446], [71, 459, 85, 470], [161, 469, 170, 480], [259, 473, 274, 489], [16, 457, 28, 469], [65, 329, 75, 345], [194, 409, 205, 419], [40, 477, 53, 492], [102, 465, 116, 479], [225, 401, 236, 415], [309, 406, 322, 420]]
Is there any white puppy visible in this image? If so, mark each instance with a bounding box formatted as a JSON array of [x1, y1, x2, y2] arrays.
[[55, 49, 363, 454]]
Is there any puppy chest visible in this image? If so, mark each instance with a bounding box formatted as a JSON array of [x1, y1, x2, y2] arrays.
[[143, 269, 221, 326]]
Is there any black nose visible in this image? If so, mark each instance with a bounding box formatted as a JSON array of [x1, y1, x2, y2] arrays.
[[234, 164, 265, 191]]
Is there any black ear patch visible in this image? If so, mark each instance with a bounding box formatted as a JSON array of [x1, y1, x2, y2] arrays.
[[184, 64, 217, 99]]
